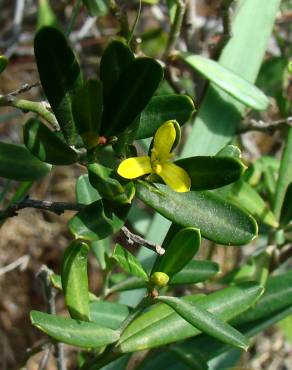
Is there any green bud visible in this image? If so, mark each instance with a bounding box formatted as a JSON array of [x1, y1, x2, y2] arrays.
[[150, 272, 169, 287]]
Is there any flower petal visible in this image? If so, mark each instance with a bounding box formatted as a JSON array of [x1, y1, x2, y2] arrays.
[[157, 163, 191, 192], [153, 121, 176, 161], [117, 156, 152, 179]]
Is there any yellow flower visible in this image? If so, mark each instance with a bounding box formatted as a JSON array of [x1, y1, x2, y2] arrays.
[[117, 121, 191, 192]]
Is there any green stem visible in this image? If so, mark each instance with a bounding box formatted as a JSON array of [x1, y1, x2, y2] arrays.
[[66, 0, 83, 37], [0, 95, 58, 128], [164, 0, 186, 58]]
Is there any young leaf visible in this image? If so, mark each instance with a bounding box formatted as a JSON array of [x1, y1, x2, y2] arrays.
[[156, 296, 249, 351], [118, 282, 263, 352], [175, 156, 246, 190], [112, 244, 148, 281], [23, 118, 78, 165], [37, 0, 60, 29], [34, 26, 83, 144], [101, 58, 164, 136], [136, 182, 257, 246], [0, 142, 51, 181], [76, 174, 101, 204], [0, 56, 8, 74], [100, 40, 135, 98], [30, 311, 119, 348], [90, 301, 130, 330], [72, 79, 103, 148], [61, 241, 90, 321], [69, 200, 129, 241], [152, 228, 201, 278], [181, 54, 269, 111], [135, 95, 195, 139]]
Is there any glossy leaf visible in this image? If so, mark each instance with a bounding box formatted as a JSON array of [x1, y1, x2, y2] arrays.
[[152, 228, 201, 278], [100, 40, 135, 98], [76, 174, 101, 204], [215, 180, 278, 228], [170, 260, 219, 285], [175, 156, 246, 190], [0, 142, 51, 181], [61, 241, 90, 321], [135, 95, 195, 139], [273, 127, 292, 220], [136, 182, 257, 246], [69, 200, 129, 241], [157, 296, 249, 351], [101, 58, 163, 136], [34, 26, 83, 144], [181, 54, 269, 111], [0, 56, 8, 74], [72, 79, 103, 148], [88, 163, 135, 204], [112, 244, 148, 281], [280, 182, 292, 226], [82, 0, 109, 16], [23, 118, 78, 165], [30, 311, 119, 348], [90, 301, 129, 330], [118, 282, 263, 352]]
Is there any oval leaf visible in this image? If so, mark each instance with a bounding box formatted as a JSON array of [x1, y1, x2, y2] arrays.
[[0, 142, 51, 181], [136, 95, 195, 140], [34, 26, 83, 144], [76, 174, 101, 204], [23, 118, 78, 165], [68, 200, 129, 241], [157, 296, 249, 351], [90, 301, 130, 330], [181, 54, 269, 111], [112, 244, 148, 281], [101, 57, 164, 136], [30, 310, 119, 348], [170, 260, 219, 285], [62, 241, 90, 321], [176, 156, 246, 190], [152, 228, 201, 278], [136, 182, 258, 246], [118, 282, 263, 352]]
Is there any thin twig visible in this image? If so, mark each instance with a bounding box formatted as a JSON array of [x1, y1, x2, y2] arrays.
[[238, 117, 292, 134], [164, 0, 187, 58], [37, 266, 66, 370], [9, 81, 41, 97], [0, 255, 30, 276], [121, 226, 165, 255], [22, 341, 51, 368], [38, 347, 51, 370], [0, 197, 164, 255], [110, 1, 131, 40]]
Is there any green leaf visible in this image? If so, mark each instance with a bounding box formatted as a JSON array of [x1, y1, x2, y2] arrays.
[[0, 142, 51, 181], [82, 0, 109, 17], [61, 241, 90, 321], [100, 40, 135, 98], [76, 174, 101, 204], [280, 182, 292, 226], [34, 26, 83, 144], [157, 296, 249, 351], [181, 54, 269, 111], [273, 127, 292, 220], [23, 118, 78, 165], [181, 0, 281, 156], [101, 58, 164, 136], [175, 156, 246, 190], [136, 182, 257, 246], [117, 282, 263, 352], [30, 310, 119, 348], [135, 95, 195, 139], [69, 200, 129, 241], [72, 79, 103, 148], [216, 145, 242, 159], [0, 56, 8, 74], [215, 180, 278, 228], [170, 260, 219, 285], [170, 346, 208, 370], [88, 163, 135, 204], [152, 228, 201, 278], [90, 301, 130, 330], [37, 0, 60, 29], [112, 244, 148, 281]]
